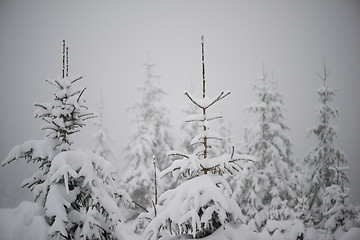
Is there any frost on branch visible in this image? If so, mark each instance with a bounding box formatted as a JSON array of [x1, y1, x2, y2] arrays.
[[45, 150, 132, 240]]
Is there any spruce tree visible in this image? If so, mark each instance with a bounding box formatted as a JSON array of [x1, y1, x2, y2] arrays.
[[92, 99, 116, 163], [2, 40, 94, 204], [120, 60, 174, 217], [232, 66, 297, 233], [144, 36, 254, 240], [2, 41, 131, 240], [305, 62, 357, 235]]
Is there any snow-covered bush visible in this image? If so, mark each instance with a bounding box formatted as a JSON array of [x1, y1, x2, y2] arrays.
[[144, 36, 254, 240]]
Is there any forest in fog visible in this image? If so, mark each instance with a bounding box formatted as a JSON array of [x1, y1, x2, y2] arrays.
[[0, 1, 360, 240]]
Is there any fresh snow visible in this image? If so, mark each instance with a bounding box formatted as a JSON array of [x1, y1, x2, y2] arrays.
[[144, 174, 243, 240], [338, 228, 360, 240], [0, 201, 49, 240]]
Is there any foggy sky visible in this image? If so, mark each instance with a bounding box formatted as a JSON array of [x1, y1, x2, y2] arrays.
[[1, 0, 360, 208]]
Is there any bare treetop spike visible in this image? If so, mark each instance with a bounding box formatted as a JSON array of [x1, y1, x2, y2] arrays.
[[201, 36, 206, 99], [66, 46, 69, 77], [62, 40, 66, 78]]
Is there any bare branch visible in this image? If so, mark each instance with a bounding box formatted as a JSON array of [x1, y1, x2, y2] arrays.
[[152, 200, 157, 217], [206, 115, 223, 121], [184, 92, 204, 109], [45, 79, 61, 88], [71, 76, 83, 84], [34, 103, 48, 110], [206, 91, 231, 109], [168, 152, 189, 159], [185, 116, 222, 123], [54, 80, 64, 90], [77, 87, 86, 103], [132, 200, 148, 213]]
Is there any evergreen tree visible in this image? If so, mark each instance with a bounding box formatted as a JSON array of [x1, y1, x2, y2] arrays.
[[120, 60, 174, 216], [232, 66, 297, 233], [2, 41, 131, 240], [45, 150, 132, 240], [92, 99, 116, 163], [2, 40, 94, 204], [144, 36, 254, 240], [305, 62, 357, 235]]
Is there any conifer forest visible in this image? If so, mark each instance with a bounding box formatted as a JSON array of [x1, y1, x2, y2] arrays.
[[0, 1, 360, 240]]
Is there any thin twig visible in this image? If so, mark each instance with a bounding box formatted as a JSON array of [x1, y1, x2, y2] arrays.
[[131, 201, 148, 213], [71, 76, 83, 84], [77, 87, 86, 103], [184, 92, 204, 109], [168, 152, 189, 159]]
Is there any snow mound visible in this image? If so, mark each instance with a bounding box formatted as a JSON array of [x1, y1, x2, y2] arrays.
[[338, 228, 360, 240], [0, 201, 49, 240]]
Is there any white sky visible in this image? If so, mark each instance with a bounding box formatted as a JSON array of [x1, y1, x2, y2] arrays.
[[0, 0, 360, 207]]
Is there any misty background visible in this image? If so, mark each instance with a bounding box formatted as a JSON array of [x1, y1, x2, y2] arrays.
[[0, 0, 359, 208]]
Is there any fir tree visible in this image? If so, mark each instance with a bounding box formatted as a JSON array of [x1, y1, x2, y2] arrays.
[[92, 99, 116, 163], [232, 65, 297, 233], [144, 36, 254, 240], [45, 150, 132, 240], [120, 60, 174, 217], [305, 62, 357, 235], [2, 40, 94, 204], [2, 41, 131, 240]]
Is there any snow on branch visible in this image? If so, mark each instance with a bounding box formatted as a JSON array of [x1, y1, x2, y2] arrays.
[[2, 138, 56, 167], [45, 150, 132, 239], [185, 112, 223, 122], [190, 130, 223, 146], [144, 175, 243, 240], [162, 147, 256, 180]]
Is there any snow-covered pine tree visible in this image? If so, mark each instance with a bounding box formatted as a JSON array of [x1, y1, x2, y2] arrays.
[[45, 150, 132, 240], [92, 98, 116, 164], [2, 40, 94, 204], [120, 60, 174, 217], [232, 65, 297, 233], [2, 41, 132, 240], [305, 62, 357, 236], [144, 36, 254, 240]]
